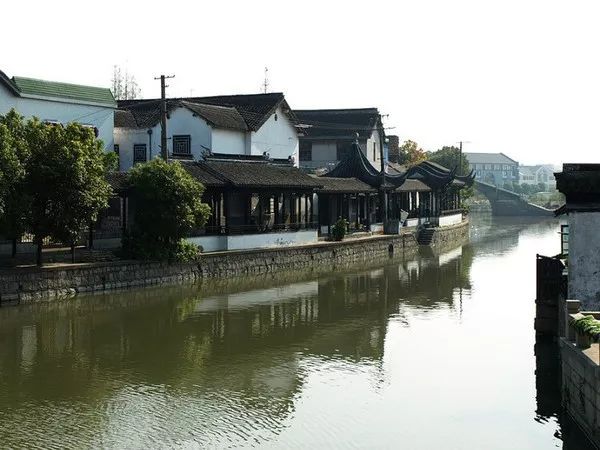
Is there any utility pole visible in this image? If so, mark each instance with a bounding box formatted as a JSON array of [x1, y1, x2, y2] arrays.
[[379, 114, 388, 225], [456, 140, 470, 210], [459, 141, 463, 175], [154, 74, 175, 161], [457, 140, 471, 175]]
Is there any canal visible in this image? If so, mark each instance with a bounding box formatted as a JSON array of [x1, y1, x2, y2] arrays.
[[0, 215, 595, 449]]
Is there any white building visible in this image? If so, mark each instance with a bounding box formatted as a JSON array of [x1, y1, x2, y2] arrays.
[[519, 165, 556, 189], [115, 93, 299, 171], [294, 108, 384, 171], [0, 69, 115, 148], [556, 164, 600, 310]]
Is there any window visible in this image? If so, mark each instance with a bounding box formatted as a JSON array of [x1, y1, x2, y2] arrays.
[[336, 141, 352, 161], [502, 171, 508, 178], [133, 144, 147, 163], [114, 144, 120, 155], [299, 141, 312, 161], [561, 224, 569, 255], [173, 135, 191, 155]]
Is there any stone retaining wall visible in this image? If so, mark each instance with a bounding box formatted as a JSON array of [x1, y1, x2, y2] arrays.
[[0, 219, 469, 304], [560, 339, 600, 447], [429, 219, 471, 247]]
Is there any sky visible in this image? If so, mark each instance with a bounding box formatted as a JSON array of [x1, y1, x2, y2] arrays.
[[2, 0, 599, 166]]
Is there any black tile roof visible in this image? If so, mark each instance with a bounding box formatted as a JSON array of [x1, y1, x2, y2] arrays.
[[202, 159, 321, 190], [114, 109, 138, 128], [180, 162, 228, 188], [117, 93, 292, 132], [323, 142, 475, 191], [315, 176, 376, 194], [189, 93, 291, 131], [325, 142, 404, 188], [295, 108, 381, 140], [180, 101, 247, 131], [396, 179, 431, 192]]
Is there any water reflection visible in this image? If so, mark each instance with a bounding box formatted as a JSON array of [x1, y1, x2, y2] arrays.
[[0, 214, 591, 449]]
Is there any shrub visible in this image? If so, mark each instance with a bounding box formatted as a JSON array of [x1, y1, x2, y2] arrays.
[[331, 217, 348, 241], [126, 159, 211, 262]]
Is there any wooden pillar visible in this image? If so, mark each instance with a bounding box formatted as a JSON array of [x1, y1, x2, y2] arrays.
[[282, 193, 287, 226], [273, 193, 279, 228], [290, 193, 296, 225], [258, 194, 263, 229], [216, 193, 222, 228], [224, 192, 230, 233], [309, 194, 314, 228], [354, 194, 359, 228], [345, 194, 350, 222], [122, 196, 128, 232], [304, 194, 309, 227]]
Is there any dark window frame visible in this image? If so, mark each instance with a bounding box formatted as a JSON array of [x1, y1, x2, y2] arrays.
[[172, 135, 192, 156], [114, 144, 120, 155], [133, 144, 147, 163]]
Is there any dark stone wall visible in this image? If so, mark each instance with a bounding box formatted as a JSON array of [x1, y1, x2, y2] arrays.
[[0, 220, 469, 305]]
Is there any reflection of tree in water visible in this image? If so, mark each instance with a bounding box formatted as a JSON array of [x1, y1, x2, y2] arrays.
[[0, 242, 473, 448]]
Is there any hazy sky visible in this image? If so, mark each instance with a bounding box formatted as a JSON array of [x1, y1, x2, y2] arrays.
[[3, 0, 599, 165]]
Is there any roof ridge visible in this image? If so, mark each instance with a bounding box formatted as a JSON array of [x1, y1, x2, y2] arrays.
[[181, 100, 238, 111], [12, 75, 111, 91], [295, 108, 379, 113]]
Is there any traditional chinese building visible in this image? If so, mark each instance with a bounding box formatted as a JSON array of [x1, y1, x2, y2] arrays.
[[317, 141, 473, 234]]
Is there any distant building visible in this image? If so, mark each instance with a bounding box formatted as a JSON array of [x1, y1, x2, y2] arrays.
[[464, 152, 519, 186], [294, 108, 384, 171], [115, 93, 299, 171], [519, 165, 556, 189], [0, 69, 116, 149]]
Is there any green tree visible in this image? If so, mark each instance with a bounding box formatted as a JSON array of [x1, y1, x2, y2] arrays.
[[512, 183, 523, 195], [398, 140, 427, 166], [427, 146, 471, 175], [503, 182, 514, 191], [26, 121, 112, 265], [427, 146, 473, 205], [126, 159, 211, 261], [0, 110, 31, 257]]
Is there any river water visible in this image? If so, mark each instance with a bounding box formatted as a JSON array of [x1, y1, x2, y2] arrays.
[[0, 215, 595, 449]]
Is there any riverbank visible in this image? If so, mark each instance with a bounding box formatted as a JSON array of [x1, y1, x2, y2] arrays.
[[0, 220, 469, 305]]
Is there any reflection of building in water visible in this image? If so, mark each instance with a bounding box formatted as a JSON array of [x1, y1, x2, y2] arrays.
[[0, 246, 473, 446]]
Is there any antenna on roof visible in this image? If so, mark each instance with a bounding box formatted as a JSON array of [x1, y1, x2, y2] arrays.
[[263, 67, 269, 93]]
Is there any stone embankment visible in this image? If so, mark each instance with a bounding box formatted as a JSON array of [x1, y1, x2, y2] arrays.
[[0, 220, 469, 304]]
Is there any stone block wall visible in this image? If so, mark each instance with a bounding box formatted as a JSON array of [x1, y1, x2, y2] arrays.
[[0, 220, 469, 304], [430, 219, 470, 247], [560, 339, 600, 447]]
